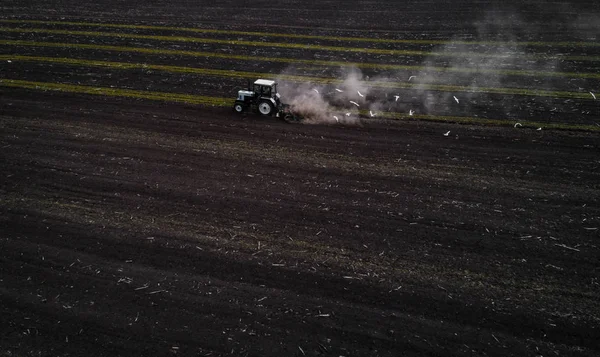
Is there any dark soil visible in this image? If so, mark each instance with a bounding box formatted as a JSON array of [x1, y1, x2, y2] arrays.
[[1, 1, 599, 356]]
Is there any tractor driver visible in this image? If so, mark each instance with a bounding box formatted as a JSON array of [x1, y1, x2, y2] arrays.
[[262, 86, 271, 97]]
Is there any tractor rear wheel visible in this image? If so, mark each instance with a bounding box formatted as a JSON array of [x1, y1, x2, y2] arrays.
[[258, 101, 273, 115]]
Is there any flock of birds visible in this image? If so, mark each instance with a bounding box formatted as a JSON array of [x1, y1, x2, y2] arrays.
[[323, 75, 455, 133], [315, 74, 598, 135], [326, 76, 420, 120], [320, 75, 429, 122]]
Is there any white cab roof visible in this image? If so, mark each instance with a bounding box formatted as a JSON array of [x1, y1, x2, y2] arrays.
[[254, 79, 276, 86]]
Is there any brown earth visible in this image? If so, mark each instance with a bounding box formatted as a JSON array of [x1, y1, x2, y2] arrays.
[[1, 1, 600, 356]]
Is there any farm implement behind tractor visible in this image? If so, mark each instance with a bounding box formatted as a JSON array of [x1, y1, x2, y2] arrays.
[[233, 79, 302, 123]]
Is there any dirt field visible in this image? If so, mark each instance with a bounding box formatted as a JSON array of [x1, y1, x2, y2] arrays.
[[1, 1, 599, 356]]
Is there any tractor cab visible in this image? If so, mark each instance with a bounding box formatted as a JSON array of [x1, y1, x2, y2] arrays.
[[252, 79, 279, 101], [234, 79, 282, 116]]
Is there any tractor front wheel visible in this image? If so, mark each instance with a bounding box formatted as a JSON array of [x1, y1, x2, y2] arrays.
[[258, 101, 273, 116], [234, 103, 244, 113]]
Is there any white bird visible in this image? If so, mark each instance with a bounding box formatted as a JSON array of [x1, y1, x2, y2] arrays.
[[453, 96, 459, 104], [335, 88, 343, 93], [514, 122, 522, 128], [313, 88, 319, 94], [345, 112, 351, 116], [394, 95, 400, 102], [333, 116, 339, 122], [409, 109, 414, 116], [349, 101, 360, 107], [591, 92, 597, 100], [537, 127, 542, 131], [357, 90, 364, 97], [408, 76, 416, 81], [443, 131, 451, 136], [369, 111, 376, 117], [7, 60, 11, 63]]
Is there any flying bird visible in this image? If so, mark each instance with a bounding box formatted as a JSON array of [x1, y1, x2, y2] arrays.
[[514, 123, 522, 128], [408, 76, 416, 81], [369, 111, 376, 117], [394, 95, 400, 102], [443, 131, 451, 136], [591, 92, 597, 100], [333, 116, 339, 122], [313, 88, 319, 94], [349, 101, 360, 107], [357, 90, 364, 97], [409, 109, 414, 116], [537, 127, 542, 131], [345, 112, 351, 116], [453, 96, 459, 104], [335, 88, 344, 93]]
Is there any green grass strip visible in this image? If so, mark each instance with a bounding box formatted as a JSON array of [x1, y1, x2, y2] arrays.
[[1, 78, 598, 132], [0, 78, 230, 106], [2, 26, 599, 62], [2, 19, 599, 48], [0, 54, 595, 100], [2, 39, 600, 80]]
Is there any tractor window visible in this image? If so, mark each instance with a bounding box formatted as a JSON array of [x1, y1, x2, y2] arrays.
[[262, 86, 271, 96]]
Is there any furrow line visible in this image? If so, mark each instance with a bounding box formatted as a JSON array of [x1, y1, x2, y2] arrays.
[[2, 19, 600, 48], [1, 79, 598, 132], [2, 27, 600, 62], [0, 54, 595, 100]]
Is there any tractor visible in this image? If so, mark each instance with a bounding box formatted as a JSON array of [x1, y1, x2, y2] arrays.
[[233, 79, 300, 122]]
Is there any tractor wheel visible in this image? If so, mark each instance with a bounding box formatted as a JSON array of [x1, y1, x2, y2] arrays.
[[233, 103, 244, 113], [258, 101, 274, 116]]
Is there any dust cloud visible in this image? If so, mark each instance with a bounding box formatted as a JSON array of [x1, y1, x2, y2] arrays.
[[275, 6, 599, 123], [276, 67, 379, 125], [413, 10, 563, 118]]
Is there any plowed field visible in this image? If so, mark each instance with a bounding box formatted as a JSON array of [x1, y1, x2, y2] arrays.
[[1, 1, 599, 356]]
